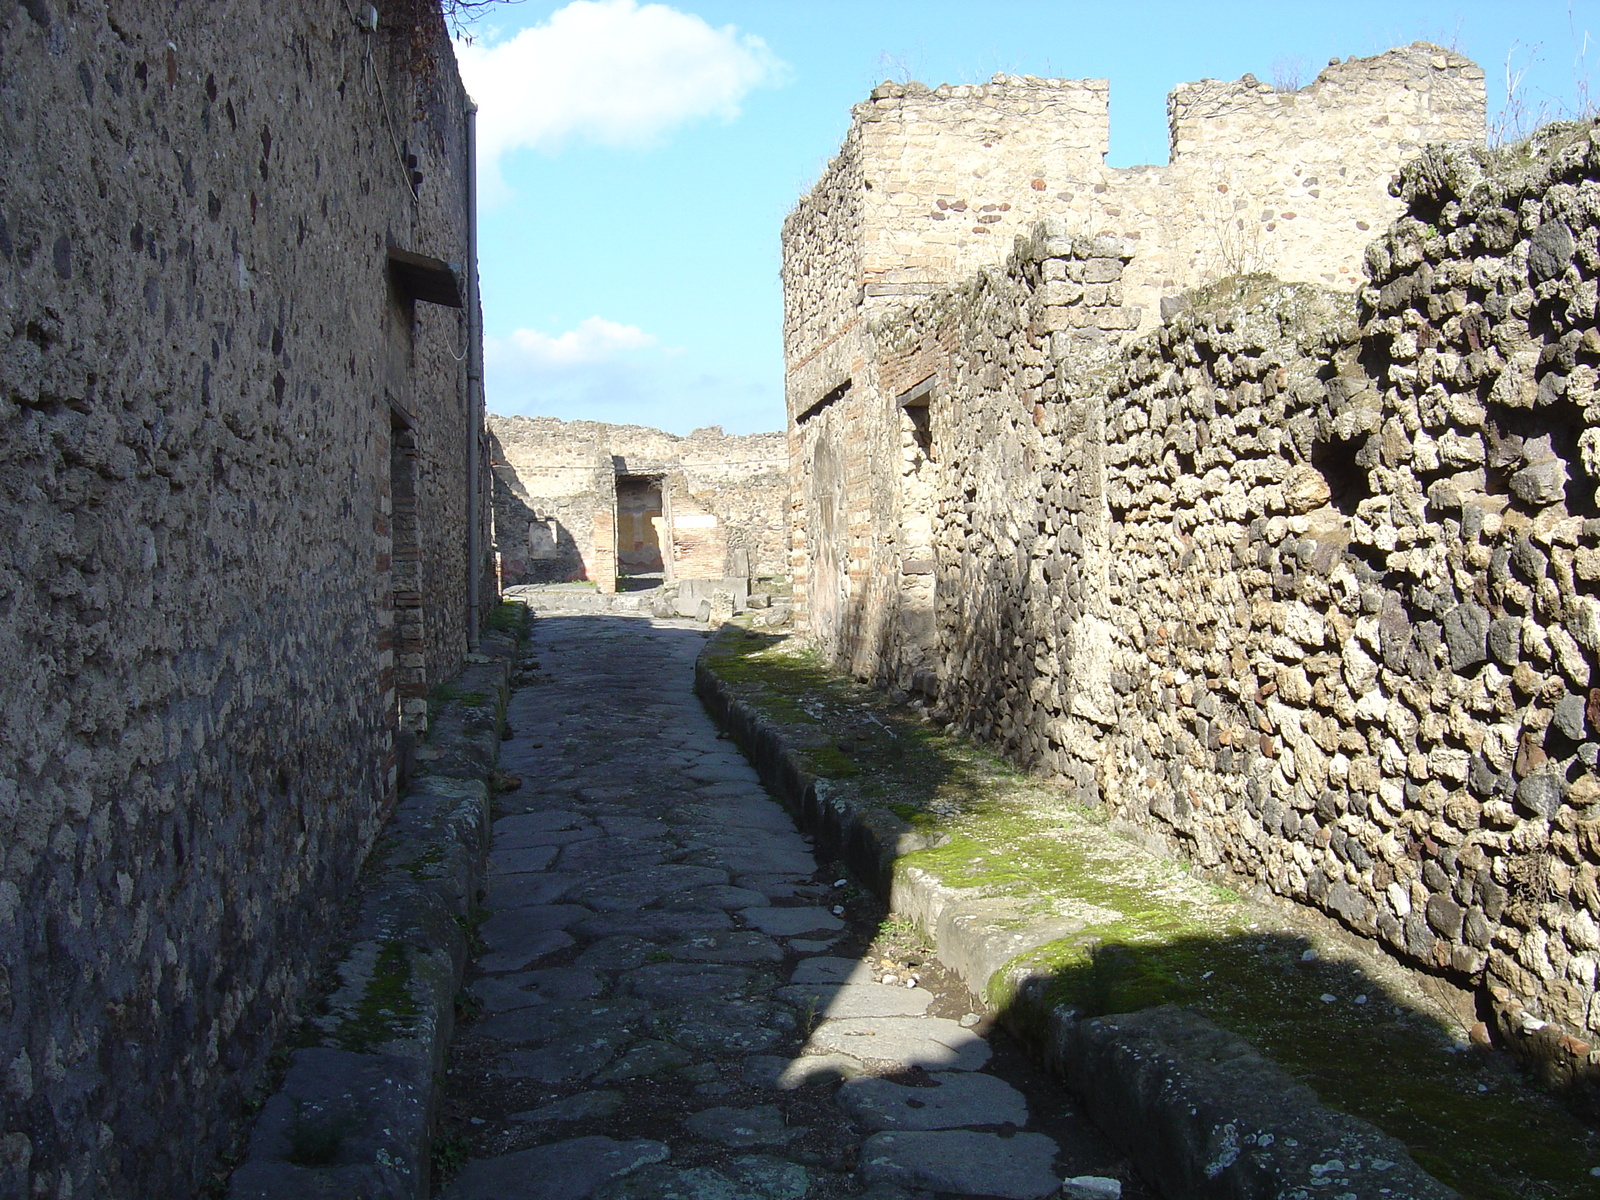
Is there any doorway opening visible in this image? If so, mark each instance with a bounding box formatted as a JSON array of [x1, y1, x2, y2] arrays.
[[615, 474, 666, 588]]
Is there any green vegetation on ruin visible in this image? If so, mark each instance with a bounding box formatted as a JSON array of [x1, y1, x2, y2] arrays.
[[485, 600, 529, 635], [331, 940, 420, 1054], [704, 625, 1600, 1200]]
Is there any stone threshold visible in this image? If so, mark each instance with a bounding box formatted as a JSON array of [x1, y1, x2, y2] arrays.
[[695, 627, 1468, 1200], [226, 619, 520, 1200]]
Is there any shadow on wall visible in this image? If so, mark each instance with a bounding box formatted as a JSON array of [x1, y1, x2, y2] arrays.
[[705, 628, 1600, 1200], [489, 453, 587, 585]]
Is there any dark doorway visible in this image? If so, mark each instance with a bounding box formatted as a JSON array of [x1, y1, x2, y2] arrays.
[[615, 474, 665, 579]]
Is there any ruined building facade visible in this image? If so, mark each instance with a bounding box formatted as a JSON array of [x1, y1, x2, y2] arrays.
[[0, 3, 492, 1195], [489, 414, 787, 592], [786, 46, 1600, 1066]]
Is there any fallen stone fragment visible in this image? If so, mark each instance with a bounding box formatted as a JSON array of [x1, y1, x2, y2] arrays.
[[682, 1104, 803, 1147], [806, 1016, 991, 1071], [836, 1071, 1029, 1130], [441, 1135, 668, 1200], [857, 1129, 1061, 1199]]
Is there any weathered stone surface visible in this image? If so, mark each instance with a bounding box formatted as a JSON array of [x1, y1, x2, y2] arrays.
[[510, 1091, 623, 1124], [836, 1072, 1029, 1130], [4, 5, 491, 1194], [742, 1052, 868, 1090], [682, 1105, 803, 1147], [592, 1155, 812, 1200], [1053, 1005, 1462, 1200], [857, 1130, 1062, 1199], [739, 906, 846, 936], [440, 1136, 668, 1200], [774, 58, 1600, 1054], [777, 982, 935, 1018], [229, 1049, 431, 1200], [567, 864, 730, 910], [490, 415, 788, 592], [622, 963, 756, 1002], [806, 1017, 992, 1070], [471, 968, 604, 1014], [438, 603, 1145, 1200], [670, 930, 787, 963]]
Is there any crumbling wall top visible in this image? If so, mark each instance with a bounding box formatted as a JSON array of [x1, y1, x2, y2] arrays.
[[1168, 42, 1485, 163]]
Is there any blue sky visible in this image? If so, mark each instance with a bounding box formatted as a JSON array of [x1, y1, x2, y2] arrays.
[[455, 1, 1600, 436]]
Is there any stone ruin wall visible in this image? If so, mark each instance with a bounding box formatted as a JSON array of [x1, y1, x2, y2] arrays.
[[783, 45, 1484, 380], [0, 4, 485, 1196], [784, 46, 1485, 666], [489, 414, 788, 590], [791, 127, 1600, 1074]]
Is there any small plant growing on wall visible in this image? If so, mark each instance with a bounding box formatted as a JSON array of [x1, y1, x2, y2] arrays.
[[1201, 181, 1274, 280]]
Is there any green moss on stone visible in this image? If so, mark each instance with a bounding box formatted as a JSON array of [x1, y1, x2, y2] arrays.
[[701, 628, 1600, 1199]]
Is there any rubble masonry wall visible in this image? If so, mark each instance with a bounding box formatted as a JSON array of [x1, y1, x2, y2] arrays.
[[792, 125, 1600, 1068], [489, 414, 789, 588], [0, 3, 484, 1195], [782, 43, 1485, 400]]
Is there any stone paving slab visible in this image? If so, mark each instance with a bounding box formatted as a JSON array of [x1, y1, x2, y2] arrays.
[[777, 982, 935, 1018], [837, 1072, 1030, 1131], [433, 605, 1148, 1200], [739, 906, 846, 936], [857, 1130, 1062, 1199], [441, 1135, 668, 1200], [805, 1017, 992, 1071]]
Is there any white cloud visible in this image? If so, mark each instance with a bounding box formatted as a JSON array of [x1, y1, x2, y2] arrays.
[[456, 0, 786, 175], [493, 316, 659, 367], [483, 317, 782, 434]]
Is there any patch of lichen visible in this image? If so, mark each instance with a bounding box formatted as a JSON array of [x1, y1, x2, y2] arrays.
[[702, 629, 1600, 1199], [401, 843, 446, 880], [332, 941, 419, 1053]]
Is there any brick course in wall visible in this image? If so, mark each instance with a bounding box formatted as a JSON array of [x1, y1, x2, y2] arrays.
[[0, 3, 490, 1195]]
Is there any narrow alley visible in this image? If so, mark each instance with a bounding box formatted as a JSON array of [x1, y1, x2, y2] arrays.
[[433, 601, 1144, 1200]]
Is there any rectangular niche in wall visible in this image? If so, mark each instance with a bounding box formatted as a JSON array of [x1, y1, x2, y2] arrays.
[[615, 474, 666, 577]]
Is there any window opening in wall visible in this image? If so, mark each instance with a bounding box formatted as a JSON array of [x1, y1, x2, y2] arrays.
[[899, 376, 936, 463], [797, 379, 850, 425], [615, 473, 665, 589]]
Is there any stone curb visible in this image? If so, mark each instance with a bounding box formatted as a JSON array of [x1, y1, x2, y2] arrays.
[[694, 631, 1460, 1200], [227, 628, 518, 1200]]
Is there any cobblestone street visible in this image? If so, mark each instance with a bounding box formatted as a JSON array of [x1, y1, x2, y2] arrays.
[[435, 605, 1143, 1200]]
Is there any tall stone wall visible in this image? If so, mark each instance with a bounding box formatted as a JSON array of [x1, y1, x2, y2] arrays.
[[0, 3, 488, 1196], [782, 44, 1484, 402], [787, 124, 1600, 1071], [489, 414, 788, 589]]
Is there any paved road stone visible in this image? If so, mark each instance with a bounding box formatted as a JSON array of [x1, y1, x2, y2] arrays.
[[858, 1130, 1062, 1199], [437, 605, 1144, 1199]]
